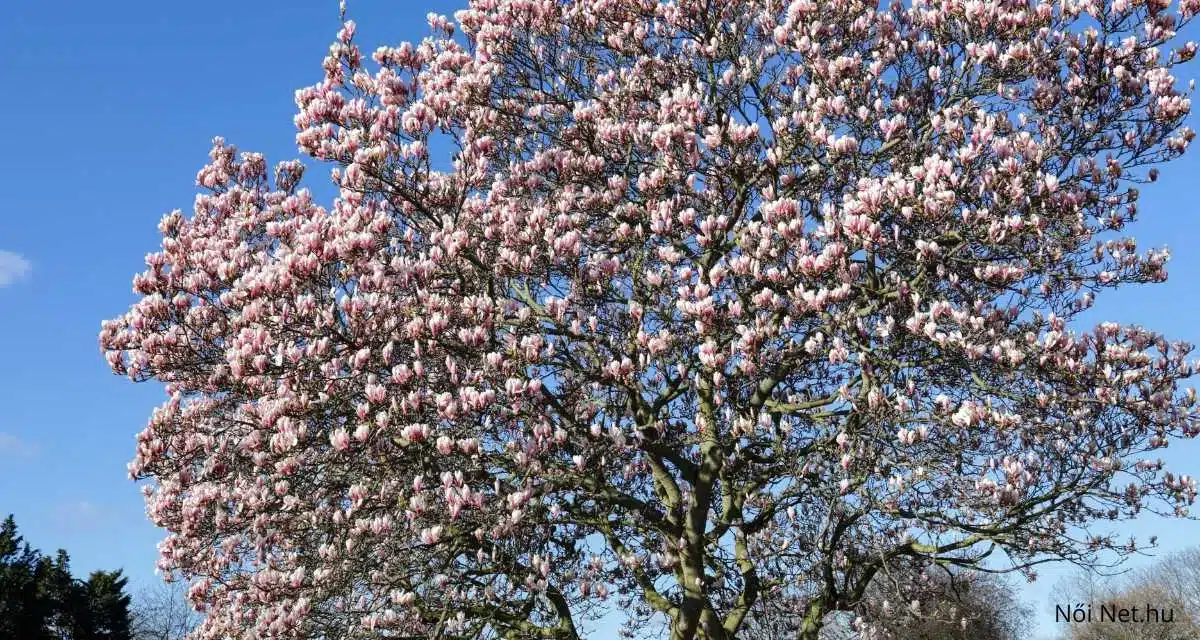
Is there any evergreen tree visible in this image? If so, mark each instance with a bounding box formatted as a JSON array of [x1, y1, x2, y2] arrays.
[[40, 549, 83, 638], [83, 570, 134, 640], [0, 514, 54, 640], [0, 514, 133, 640]]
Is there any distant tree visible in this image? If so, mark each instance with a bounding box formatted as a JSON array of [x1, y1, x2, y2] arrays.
[[42, 549, 84, 638], [1131, 548, 1200, 614], [130, 578, 203, 640], [83, 570, 135, 640], [1055, 548, 1200, 640], [0, 514, 55, 639], [744, 558, 1031, 639], [0, 514, 133, 640]]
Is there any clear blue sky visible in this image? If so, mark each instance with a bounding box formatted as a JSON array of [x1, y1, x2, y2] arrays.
[[0, 3, 1197, 639]]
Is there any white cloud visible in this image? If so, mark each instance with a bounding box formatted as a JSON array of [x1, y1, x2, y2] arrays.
[[0, 250, 31, 287], [51, 501, 116, 534], [0, 432, 37, 457]]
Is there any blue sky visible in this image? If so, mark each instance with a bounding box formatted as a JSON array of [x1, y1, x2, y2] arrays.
[[0, 2, 1198, 639]]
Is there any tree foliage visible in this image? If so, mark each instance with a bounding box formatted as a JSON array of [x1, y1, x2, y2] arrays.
[[1, 514, 55, 639], [1056, 547, 1200, 640], [0, 514, 133, 640], [101, 0, 1200, 638]]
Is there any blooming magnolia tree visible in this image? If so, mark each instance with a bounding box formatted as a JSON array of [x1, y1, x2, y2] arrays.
[[101, 0, 1200, 638]]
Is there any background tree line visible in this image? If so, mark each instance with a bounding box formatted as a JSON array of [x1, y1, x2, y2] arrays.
[[1054, 547, 1200, 640], [742, 556, 1032, 640], [1, 513, 200, 640], [1, 513, 133, 639], [739, 546, 1200, 640]]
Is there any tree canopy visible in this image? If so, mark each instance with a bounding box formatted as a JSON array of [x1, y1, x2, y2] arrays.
[[101, 0, 1200, 638]]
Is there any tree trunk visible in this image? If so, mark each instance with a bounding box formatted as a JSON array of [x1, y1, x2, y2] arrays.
[[796, 598, 827, 640]]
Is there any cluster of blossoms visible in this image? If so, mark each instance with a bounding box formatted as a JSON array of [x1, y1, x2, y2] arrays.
[[102, 1, 1200, 639]]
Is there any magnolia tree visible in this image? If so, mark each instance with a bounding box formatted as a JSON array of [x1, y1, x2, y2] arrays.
[[100, 0, 1200, 638]]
